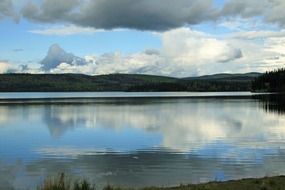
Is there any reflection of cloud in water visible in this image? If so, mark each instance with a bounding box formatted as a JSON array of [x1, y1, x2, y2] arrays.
[[1, 97, 285, 189], [0, 105, 43, 125], [40, 99, 285, 151], [0, 106, 11, 124]]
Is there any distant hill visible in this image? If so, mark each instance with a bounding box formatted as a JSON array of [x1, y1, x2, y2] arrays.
[[0, 73, 261, 92], [183, 72, 262, 82]]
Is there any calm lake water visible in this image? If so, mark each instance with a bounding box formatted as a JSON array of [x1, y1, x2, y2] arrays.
[[0, 92, 285, 190]]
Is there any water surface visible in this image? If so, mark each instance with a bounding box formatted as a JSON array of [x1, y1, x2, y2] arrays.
[[0, 92, 285, 190]]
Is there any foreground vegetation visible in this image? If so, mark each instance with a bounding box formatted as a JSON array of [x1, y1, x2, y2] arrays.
[[0, 73, 260, 92], [38, 174, 285, 190], [38, 173, 95, 190]]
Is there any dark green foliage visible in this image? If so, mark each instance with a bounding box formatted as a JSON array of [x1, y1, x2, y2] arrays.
[[252, 68, 285, 92], [0, 73, 178, 92], [0, 73, 259, 92], [184, 72, 261, 82]]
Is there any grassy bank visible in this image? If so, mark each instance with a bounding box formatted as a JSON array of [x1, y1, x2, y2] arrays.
[[39, 174, 285, 190]]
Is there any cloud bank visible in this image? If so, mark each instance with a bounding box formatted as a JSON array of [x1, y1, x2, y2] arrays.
[[21, 0, 217, 31], [26, 28, 244, 76], [29, 28, 237, 76], [2, 25, 285, 77], [11, 0, 285, 31]]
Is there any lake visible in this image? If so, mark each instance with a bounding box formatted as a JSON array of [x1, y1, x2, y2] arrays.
[[0, 92, 285, 190]]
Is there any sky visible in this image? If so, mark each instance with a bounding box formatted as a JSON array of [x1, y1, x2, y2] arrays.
[[1, 0, 285, 77]]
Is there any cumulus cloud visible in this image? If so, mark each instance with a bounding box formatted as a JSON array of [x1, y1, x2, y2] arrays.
[[50, 51, 165, 75], [160, 28, 243, 75], [40, 27, 285, 76], [21, 0, 80, 23], [0, 0, 18, 21], [0, 60, 21, 73], [2, 1, 285, 76], [43, 28, 244, 77], [0, 61, 12, 73], [0, 0, 283, 31], [21, 0, 218, 31], [41, 44, 87, 71], [0, 60, 41, 74], [17, 0, 285, 31]]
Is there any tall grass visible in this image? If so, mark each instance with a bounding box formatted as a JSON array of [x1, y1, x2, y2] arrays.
[[38, 173, 95, 190], [37, 174, 285, 190]]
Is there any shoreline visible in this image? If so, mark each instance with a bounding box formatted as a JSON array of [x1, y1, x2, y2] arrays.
[[39, 175, 285, 190], [153, 176, 285, 190]]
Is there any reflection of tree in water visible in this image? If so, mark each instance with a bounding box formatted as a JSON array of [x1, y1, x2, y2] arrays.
[[256, 94, 285, 115]]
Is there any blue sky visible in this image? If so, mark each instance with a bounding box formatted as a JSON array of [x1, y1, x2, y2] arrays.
[[1, 0, 285, 76], [0, 20, 161, 62]]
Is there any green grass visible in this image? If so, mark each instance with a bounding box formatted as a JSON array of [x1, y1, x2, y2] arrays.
[[38, 174, 285, 190]]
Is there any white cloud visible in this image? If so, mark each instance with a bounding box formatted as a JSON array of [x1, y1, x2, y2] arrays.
[[0, 60, 42, 74], [230, 30, 285, 40], [94, 28, 285, 75], [264, 37, 285, 66], [50, 51, 164, 75], [8, 26, 285, 77], [160, 28, 243, 75], [41, 43, 88, 71], [0, 60, 16, 73], [43, 28, 245, 77], [4, 0, 285, 77], [50, 62, 97, 74], [29, 25, 104, 36], [22, 99, 285, 152]]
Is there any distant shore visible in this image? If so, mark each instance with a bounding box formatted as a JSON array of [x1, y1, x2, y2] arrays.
[[39, 175, 285, 190], [0, 73, 259, 92]]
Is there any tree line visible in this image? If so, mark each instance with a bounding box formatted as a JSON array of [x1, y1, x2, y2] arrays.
[[252, 68, 285, 92], [0, 73, 255, 92]]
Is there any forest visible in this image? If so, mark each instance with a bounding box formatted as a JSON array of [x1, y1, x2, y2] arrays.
[[0, 73, 260, 92], [252, 68, 285, 92]]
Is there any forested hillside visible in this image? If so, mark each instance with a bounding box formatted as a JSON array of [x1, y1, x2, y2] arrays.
[[252, 69, 285, 92], [0, 73, 259, 92]]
